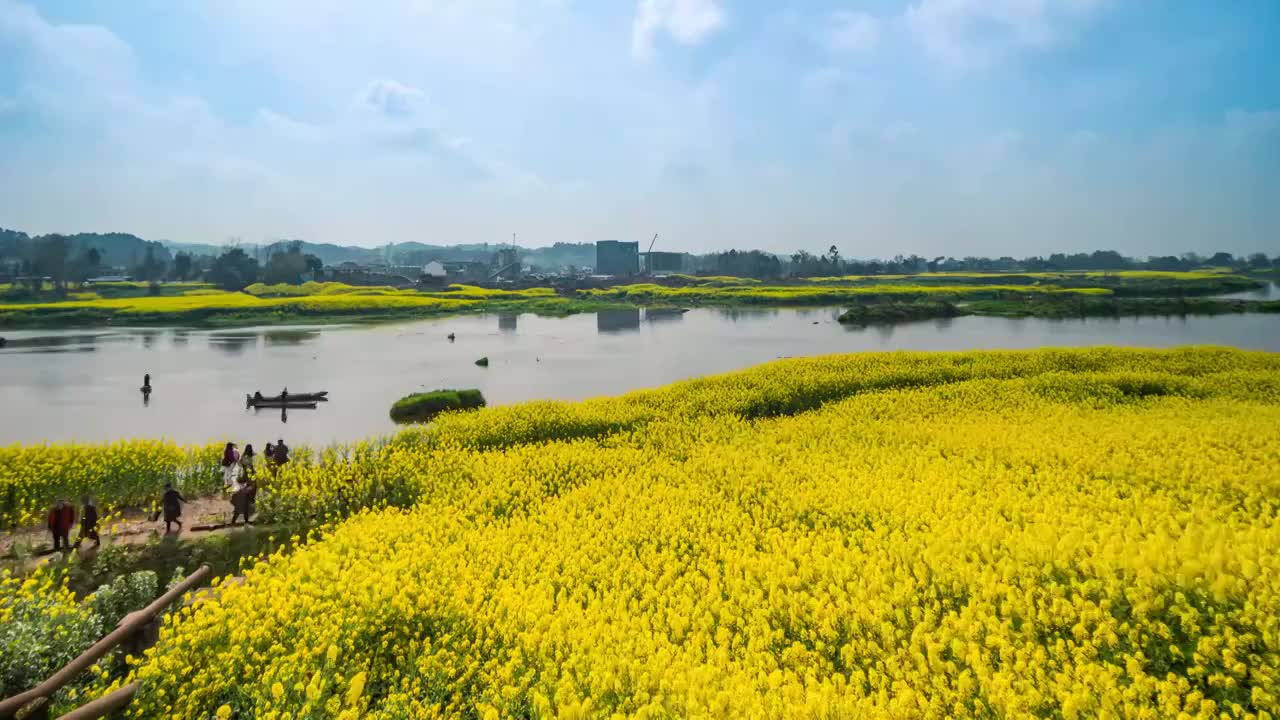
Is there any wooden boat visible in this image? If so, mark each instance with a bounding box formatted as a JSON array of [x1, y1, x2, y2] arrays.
[[247, 391, 328, 403], [247, 399, 318, 410]]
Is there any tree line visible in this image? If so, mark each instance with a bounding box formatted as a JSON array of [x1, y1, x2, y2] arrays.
[[1, 235, 323, 293]]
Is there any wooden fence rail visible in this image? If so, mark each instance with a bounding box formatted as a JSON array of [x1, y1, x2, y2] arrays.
[[0, 565, 211, 720]]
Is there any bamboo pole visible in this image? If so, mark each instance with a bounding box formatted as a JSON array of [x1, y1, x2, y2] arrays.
[[52, 683, 139, 720], [0, 566, 211, 718]]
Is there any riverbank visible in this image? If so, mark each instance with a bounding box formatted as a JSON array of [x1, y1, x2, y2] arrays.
[[2, 273, 1270, 330], [838, 297, 1280, 325]]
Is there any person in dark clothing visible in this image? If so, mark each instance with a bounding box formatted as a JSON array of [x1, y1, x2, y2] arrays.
[[142, 373, 151, 392], [48, 500, 75, 552], [231, 476, 257, 526], [160, 483, 186, 534], [274, 439, 289, 466], [75, 495, 100, 548]]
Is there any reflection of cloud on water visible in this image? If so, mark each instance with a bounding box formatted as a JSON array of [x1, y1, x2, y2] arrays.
[[597, 309, 640, 334]]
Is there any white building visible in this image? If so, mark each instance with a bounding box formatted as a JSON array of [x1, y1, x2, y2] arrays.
[[423, 261, 447, 278]]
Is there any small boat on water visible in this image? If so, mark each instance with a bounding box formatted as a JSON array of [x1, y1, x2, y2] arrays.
[[247, 399, 319, 410], [247, 391, 329, 403]]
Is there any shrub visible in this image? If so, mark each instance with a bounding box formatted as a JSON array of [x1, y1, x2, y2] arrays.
[[389, 389, 487, 424], [87, 570, 159, 631], [0, 569, 102, 698]]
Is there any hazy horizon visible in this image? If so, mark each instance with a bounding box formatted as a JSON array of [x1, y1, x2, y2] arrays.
[[2, 1, 1278, 257]]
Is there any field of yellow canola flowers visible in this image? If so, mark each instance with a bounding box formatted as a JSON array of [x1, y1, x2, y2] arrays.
[[0, 440, 225, 527], [98, 348, 1280, 719]]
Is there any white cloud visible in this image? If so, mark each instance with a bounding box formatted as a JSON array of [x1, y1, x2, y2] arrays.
[[360, 79, 427, 118], [631, 0, 726, 61], [904, 0, 1108, 68], [822, 11, 880, 54]]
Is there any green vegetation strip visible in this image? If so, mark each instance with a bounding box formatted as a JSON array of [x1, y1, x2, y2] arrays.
[[390, 389, 487, 424], [0, 273, 1273, 329]]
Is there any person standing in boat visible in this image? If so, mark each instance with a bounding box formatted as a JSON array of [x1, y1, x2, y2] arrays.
[[142, 374, 151, 393]]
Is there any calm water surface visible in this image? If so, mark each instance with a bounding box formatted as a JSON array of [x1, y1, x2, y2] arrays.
[[2, 308, 1278, 445]]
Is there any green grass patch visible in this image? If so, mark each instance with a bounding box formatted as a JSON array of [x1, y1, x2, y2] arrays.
[[390, 389, 487, 424], [837, 301, 962, 325]]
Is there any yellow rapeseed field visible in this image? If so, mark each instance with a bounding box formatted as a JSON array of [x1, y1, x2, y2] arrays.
[[0, 440, 225, 527], [92, 348, 1280, 718]]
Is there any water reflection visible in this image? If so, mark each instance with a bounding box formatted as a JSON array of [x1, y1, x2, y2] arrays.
[[1215, 282, 1278, 301], [170, 329, 190, 347], [263, 329, 320, 347], [208, 333, 258, 355], [597, 309, 641, 334], [715, 308, 780, 322], [643, 308, 686, 324], [497, 313, 519, 332], [139, 330, 161, 349], [1, 333, 103, 353]]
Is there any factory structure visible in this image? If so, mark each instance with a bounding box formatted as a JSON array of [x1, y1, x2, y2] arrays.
[[595, 235, 690, 277], [595, 240, 640, 276]]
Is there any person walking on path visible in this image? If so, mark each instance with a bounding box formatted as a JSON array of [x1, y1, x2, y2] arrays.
[[231, 475, 257, 526], [221, 442, 240, 488], [75, 495, 100, 549], [47, 500, 75, 552], [239, 444, 257, 479], [160, 483, 186, 534]]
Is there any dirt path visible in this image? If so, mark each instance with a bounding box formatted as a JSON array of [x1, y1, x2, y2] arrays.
[[2, 494, 271, 568]]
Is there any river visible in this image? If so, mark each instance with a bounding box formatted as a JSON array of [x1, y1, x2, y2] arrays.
[[2, 307, 1279, 446]]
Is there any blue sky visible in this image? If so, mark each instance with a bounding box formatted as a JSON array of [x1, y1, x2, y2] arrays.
[[1, 0, 1277, 256]]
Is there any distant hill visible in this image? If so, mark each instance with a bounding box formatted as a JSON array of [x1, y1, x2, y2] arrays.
[[1, 228, 171, 269]]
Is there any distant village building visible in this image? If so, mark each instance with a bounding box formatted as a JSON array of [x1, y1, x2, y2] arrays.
[[596, 240, 639, 276], [423, 261, 447, 278], [641, 251, 688, 275], [324, 261, 416, 287], [442, 261, 489, 282], [493, 248, 520, 280]]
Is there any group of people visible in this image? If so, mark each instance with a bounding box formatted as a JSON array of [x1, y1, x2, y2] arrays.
[[46, 437, 294, 551], [219, 439, 290, 526], [46, 497, 99, 552]]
